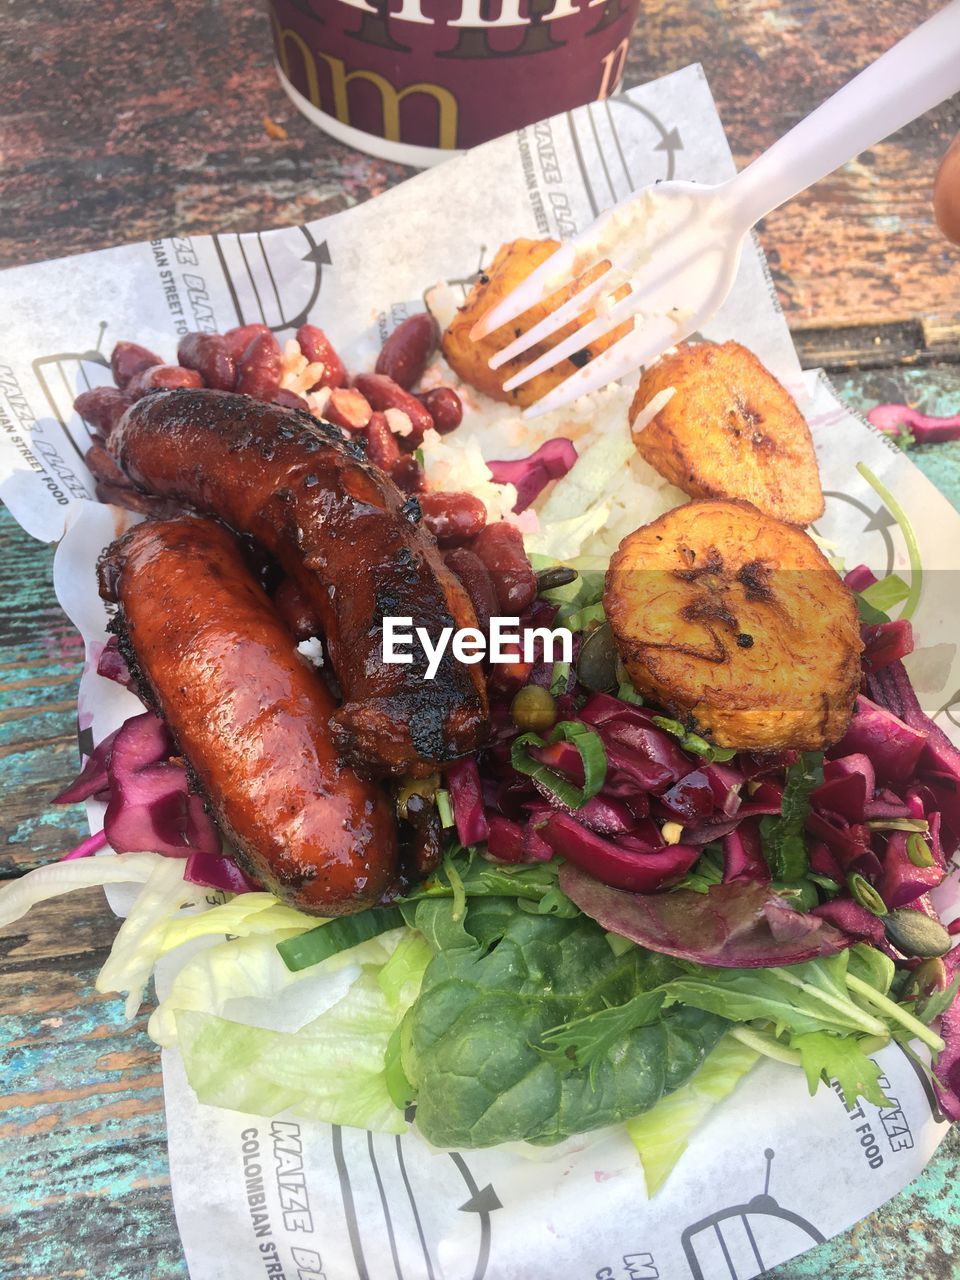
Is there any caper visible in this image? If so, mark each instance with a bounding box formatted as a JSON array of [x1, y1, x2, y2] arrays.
[[536, 565, 578, 594], [576, 620, 619, 692], [510, 684, 557, 733], [883, 908, 952, 958], [395, 772, 439, 821]]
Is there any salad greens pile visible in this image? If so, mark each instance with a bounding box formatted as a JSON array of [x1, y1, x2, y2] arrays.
[[1, 833, 953, 1191], [394, 895, 725, 1148]]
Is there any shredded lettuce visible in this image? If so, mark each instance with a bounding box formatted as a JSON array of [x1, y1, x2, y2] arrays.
[[174, 933, 431, 1133], [159, 893, 318, 950], [149, 934, 318, 1047], [0, 852, 169, 929], [524, 506, 611, 561], [97, 857, 210, 1019], [625, 1035, 760, 1194], [523, 427, 636, 560], [536, 427, 635, 525], [148, 928, 409, 1047], [377, 930, 434, 1008]]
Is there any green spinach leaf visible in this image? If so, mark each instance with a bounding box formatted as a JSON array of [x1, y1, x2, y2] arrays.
[[399, 897, 725, 1148]]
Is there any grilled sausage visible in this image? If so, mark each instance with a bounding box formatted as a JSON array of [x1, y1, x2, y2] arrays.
[[99, 515, 399, 914], [109, 389, 489, 778]]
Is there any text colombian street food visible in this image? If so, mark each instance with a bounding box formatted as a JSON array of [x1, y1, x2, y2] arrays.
[[3, 240, 958, 1181]]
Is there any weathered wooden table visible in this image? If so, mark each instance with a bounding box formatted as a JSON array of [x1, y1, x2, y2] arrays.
[[2, 2, 958, 1278]]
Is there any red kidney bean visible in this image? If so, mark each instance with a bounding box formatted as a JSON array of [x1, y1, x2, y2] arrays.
[[375, 313, 439, 390], [323, 387, 373, 432], [443, 547, 497, 635], [222, 323, 271, 363], [84, 442, 127, 485], [364, 411, 401, 471], [73, 386, 132, 439], [177, 332, 236, 391], [418, 491, 487, 548], [236, 331, 282, 401], [273, 577, 324, 642], [352, 372, 434, 444], [472, 522, 537, 614], [126, 364, 204, 399], [273, 388, 310, 412], [296, 324, 347, 390], [111, 341, 163, 389], [417, 386, 463, 435], [391, 455, 426, 495]]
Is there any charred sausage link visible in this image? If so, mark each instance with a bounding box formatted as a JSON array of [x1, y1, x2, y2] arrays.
[[99, 516, 400, 914], [109, 389, 489, 777]]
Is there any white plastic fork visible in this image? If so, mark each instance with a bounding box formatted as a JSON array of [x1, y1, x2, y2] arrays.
[[472, 0, 960, 419]]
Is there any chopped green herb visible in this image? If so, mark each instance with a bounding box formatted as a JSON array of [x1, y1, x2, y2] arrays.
[[758, 752, 823, 880], [616, 681, 644, 705], [549, 660, 572, 696], [556, 600, 606, 633], [435, 788, 455, 829], [511, 720, 607, 808], [651, 716, 737, 763], [848, 872, 888, 917]]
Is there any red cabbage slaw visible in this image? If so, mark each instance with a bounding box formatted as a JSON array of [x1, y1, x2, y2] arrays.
[[54, 637, 258, 893]]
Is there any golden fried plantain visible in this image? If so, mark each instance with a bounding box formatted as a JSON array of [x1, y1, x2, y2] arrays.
[[604, 500, 862, 751], [441, 239, 630, 409], [630, 341, 824, 526]]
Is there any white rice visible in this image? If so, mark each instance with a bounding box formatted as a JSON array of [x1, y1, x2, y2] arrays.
[[419, 350, 684, 563]]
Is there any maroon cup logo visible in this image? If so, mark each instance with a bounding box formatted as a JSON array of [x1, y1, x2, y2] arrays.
[[268, 1, 640, 165]]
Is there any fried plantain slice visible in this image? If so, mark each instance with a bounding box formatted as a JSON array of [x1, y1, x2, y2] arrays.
[[630, 341, 824, 526], [441, 239, 630, 409], [604, 500, 862, 751]]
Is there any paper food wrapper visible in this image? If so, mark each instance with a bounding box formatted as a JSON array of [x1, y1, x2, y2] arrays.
[[2, 64, 958, 1280]]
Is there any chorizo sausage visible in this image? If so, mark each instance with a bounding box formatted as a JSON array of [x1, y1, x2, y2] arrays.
[[109, 389, 489, 778], [99, 515, 399, 914]]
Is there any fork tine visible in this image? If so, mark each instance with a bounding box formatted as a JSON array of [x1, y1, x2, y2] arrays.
[[469, 241, 585, 341], [501, 251, 701, 394], [488, 266, 616, 370], [521, 314, 693, 419], [500, 307, 617, 392], [500, 270, 654, 392]]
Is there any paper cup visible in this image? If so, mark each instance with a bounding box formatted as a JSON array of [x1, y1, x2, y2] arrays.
[[268, 0, 641, 167]]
